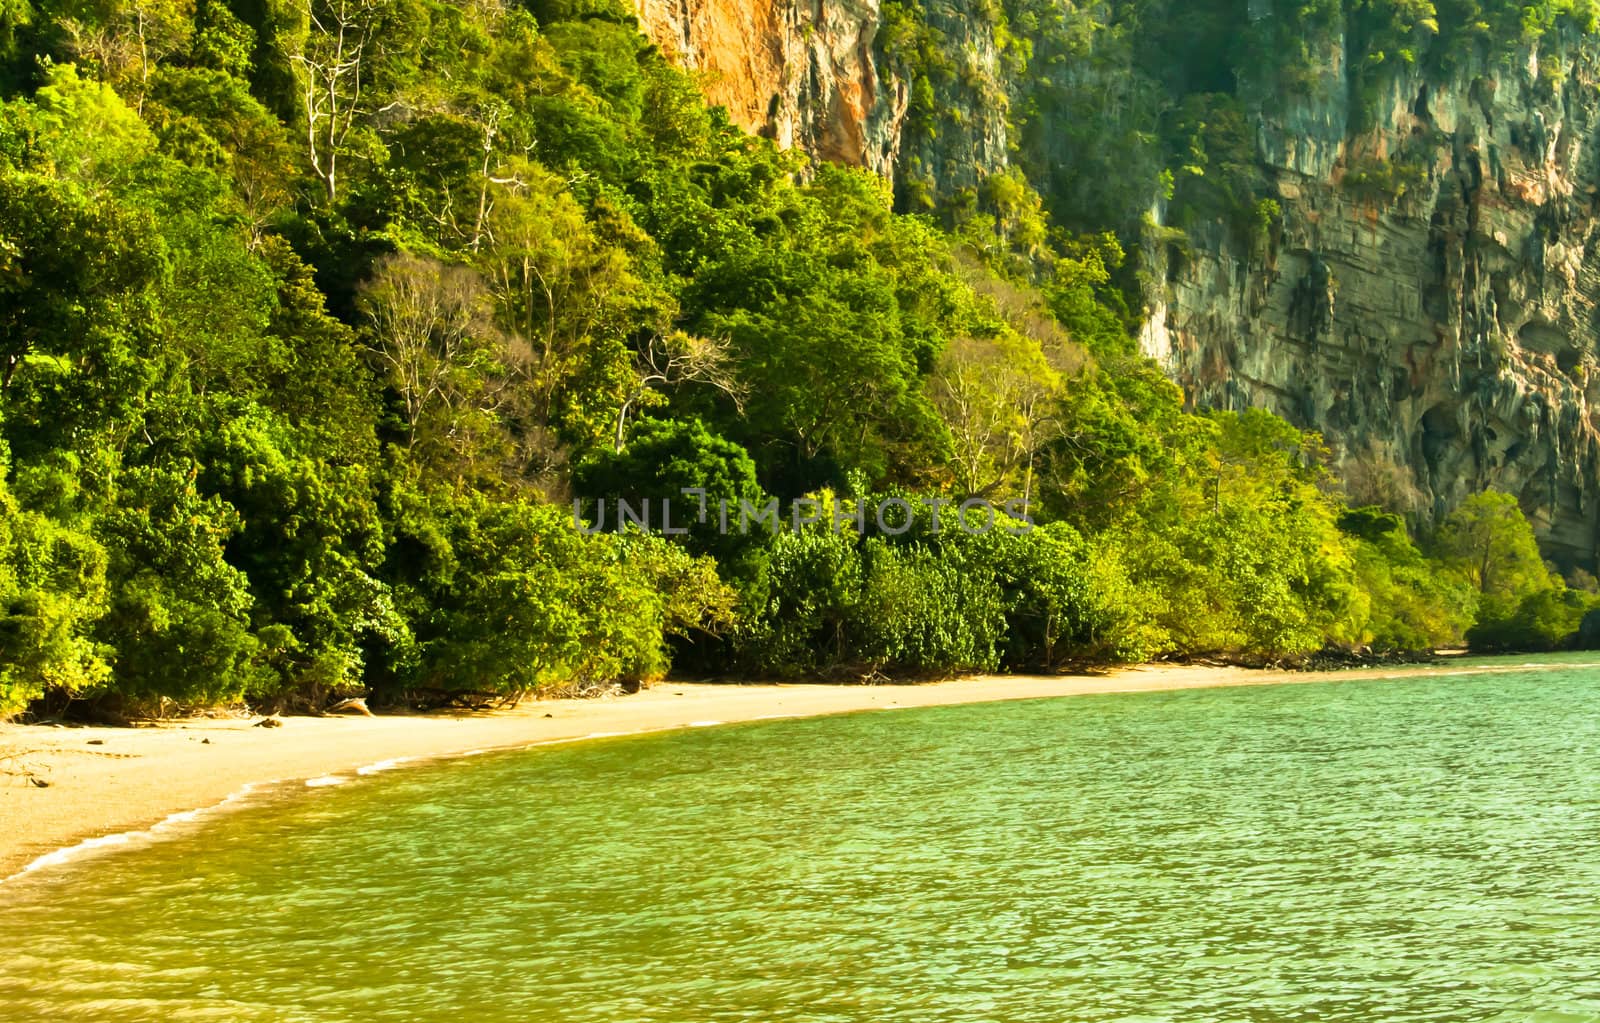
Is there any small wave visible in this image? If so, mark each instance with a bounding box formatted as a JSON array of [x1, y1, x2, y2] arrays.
[[356, 757, 417, 776], [305, 775, 350, 788], [2, 782, 268, 886]]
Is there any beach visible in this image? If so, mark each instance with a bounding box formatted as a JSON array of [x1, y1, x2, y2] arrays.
[[0, 661, 1516, 880]]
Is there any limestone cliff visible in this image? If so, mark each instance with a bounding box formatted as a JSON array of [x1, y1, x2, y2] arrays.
[[631, 0, 1009, 192], [1141, 31, 1600, 569], [633, 0, 909, 175], [887, 0, 1012, 207], [630, 3, 1600, 570]]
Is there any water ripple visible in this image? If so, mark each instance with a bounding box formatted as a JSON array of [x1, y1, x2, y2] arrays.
[[4, 660, 1600, 1021]]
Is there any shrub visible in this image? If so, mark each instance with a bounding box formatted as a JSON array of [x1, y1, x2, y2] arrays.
[[93, 462, 266, 706], [1469, 586, 1600, 653], [732, 526, 865, 677], [853, 538, 1005, 674], [385, 489, 732, 699]]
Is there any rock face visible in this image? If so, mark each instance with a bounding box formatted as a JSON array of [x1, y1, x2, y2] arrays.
[[1141, 31, 1600, 570], [889, 0, 1011, 205], [633, 0, 909, 175], [632, 0, 1009, 191], [631, 4, 1600, 570]]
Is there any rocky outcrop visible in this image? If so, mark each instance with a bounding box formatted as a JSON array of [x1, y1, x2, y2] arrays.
[[1141, 28, 1600, 570], [633, 0, 909, 175], [631, 3, 1600, 570], [632, 0, 1011, 194], [890, 0, 1011, 205]]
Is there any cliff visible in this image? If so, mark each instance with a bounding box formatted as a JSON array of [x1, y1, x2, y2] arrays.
[[1143, 31, 1600, 570], [631, 0, 1009, 194], [629, 2, 1600, 570], [632, 0, 908, 174]]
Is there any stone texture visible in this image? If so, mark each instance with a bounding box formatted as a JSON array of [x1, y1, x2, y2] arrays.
[[633, 0, 909, 175], [890, 0, 1011, 202], [1141, 29, 1600, 570]]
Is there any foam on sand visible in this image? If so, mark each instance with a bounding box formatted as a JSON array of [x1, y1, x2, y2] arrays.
[[2, 781, 271, 885]]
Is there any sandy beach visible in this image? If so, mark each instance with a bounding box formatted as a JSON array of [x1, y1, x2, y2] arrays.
[[0, 660, 1526, 880]]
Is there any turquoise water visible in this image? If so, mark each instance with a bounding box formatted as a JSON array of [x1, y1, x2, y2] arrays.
[[5, 659, 1600, 1022]]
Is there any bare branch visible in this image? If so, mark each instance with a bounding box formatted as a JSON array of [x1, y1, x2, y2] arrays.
[[290, 0, 385, 202], [614, 332, 746, 450]]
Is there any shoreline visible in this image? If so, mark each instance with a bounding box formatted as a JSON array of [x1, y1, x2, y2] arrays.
[[0, 659, 1578, 882]]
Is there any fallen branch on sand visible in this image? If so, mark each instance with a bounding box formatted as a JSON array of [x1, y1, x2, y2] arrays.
[[0, 747, 49, 787]]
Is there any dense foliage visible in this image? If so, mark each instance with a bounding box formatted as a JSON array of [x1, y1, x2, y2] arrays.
[[0, 0, 1591, 717]]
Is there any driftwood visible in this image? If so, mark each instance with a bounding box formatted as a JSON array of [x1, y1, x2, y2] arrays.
[[398, 689, 509, 712]]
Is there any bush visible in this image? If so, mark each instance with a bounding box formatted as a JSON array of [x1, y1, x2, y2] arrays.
[[732, 526, 865, 677], [385, 489, 731, 699], [854, 538, 1004, 674], [732, 505, 1165, 678], [953, 522, 1164, 668], [93, 462, 266, 707], [1468, 585, 1600, 653]]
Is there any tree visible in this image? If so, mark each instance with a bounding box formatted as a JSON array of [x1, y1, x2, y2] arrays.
[[288, 0, 383, 202], [147, 67, 298, 243], [58, 0, 195, 112], [194, 406, 398, 706], [94, 461, 265, 705], [0, 164, 164, 453], [1433, 491, 1573, 651], [932, 331, 1060, 507], [1433, 491, 1555, 616], [0, 437, 112, 715], [614, 330, 743, 451], [1340, 507, 1474, 650], [386, 490, 722, 700], [480, 165, 658, 475], [574, 417, 765, 563], [359, 252, 507, 478], [255, 236, 380, 458]]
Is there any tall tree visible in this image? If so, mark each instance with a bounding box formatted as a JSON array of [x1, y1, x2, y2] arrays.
[[288, 0, 382, 201], [359, 252, 507, 478]]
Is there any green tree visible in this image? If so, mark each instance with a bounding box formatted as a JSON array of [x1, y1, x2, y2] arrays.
[[0, 431, 111, 715], [1434, 492, 1554, 618], [1340, 507, 1474, 650], [1432, 491, 1574, 652], [0, 163, 163, 421], [195, 406, 397, 706], [94, 461, 265, 705], [573, 417, 765, 563]]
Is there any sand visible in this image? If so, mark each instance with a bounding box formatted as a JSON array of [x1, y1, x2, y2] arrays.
[[0, 661, 1521, 880]]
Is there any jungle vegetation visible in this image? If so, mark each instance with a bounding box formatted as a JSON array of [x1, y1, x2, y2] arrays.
[[0, 0, 1593, 717]]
